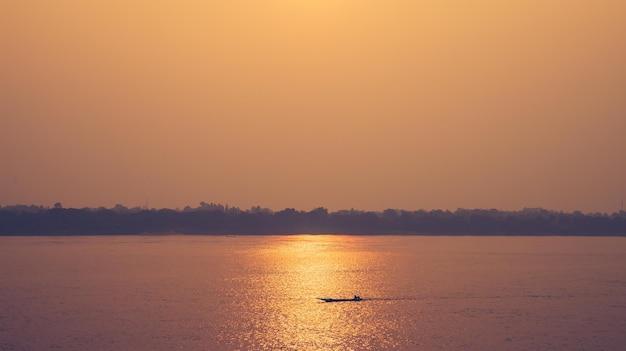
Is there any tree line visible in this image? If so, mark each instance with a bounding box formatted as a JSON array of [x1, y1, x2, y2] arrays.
[[0, 203, 625, 236]]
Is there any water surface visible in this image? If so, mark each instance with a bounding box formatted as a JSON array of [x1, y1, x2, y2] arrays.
[[1, 235, 625, 350]]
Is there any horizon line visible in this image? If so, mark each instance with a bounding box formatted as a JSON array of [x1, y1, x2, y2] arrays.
[[2, 203, 624, 216]]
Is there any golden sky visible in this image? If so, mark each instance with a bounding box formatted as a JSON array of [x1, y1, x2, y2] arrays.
[[1, 1, 625, 213]]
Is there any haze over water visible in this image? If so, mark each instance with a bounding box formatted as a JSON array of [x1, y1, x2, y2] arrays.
[[1, 235, 625, 350]]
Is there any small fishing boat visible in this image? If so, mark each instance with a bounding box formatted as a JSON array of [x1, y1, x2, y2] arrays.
[[319, 295, 362, 302]]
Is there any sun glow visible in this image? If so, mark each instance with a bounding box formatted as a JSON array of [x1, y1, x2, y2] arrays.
[[2, 1, 626, 212]]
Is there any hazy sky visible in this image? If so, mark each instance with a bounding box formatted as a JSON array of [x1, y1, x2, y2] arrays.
[[1, 1, 625, 213]]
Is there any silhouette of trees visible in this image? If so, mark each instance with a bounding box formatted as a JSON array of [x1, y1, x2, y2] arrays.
[[0, 204, 624, 236]]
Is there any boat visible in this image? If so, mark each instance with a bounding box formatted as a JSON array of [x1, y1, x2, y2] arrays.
[[319, 295, 362, 302]]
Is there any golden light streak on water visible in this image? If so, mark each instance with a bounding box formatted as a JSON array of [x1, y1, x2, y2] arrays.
[[235, 235, 403, 350]]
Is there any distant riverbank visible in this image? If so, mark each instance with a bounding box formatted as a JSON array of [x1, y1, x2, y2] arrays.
[[1, 204, 625, 236]]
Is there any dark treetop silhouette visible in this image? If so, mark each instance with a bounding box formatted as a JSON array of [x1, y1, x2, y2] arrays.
[[1, 203, 625, 236]]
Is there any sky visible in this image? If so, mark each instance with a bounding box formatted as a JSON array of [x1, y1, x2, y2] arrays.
[[1, 1, 625, 213]]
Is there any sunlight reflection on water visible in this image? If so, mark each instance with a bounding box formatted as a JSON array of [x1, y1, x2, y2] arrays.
[[216, 235, 405, 350]]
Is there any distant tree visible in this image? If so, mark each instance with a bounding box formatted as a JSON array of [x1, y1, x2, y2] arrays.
[[382, 209, 399, 220], [249, 206, 272, 214], [112, 204, 128, 213], [199, 201, 226, 212]]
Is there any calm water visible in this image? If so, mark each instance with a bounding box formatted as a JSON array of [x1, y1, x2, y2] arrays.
[[1, 235, 625, 350]]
